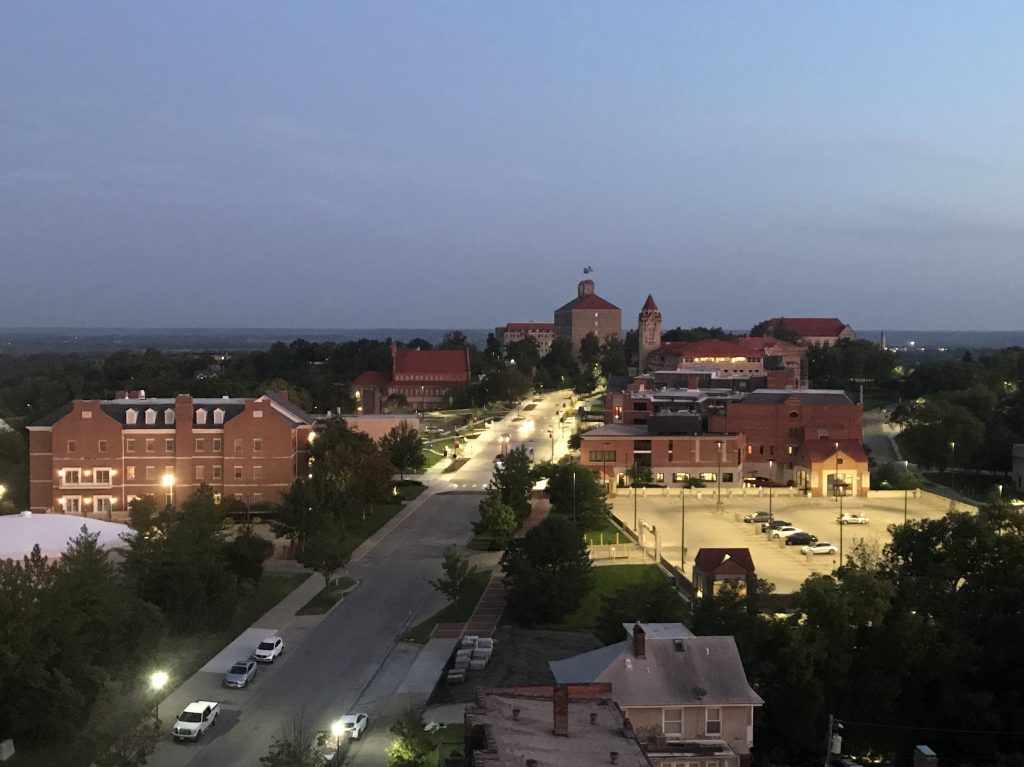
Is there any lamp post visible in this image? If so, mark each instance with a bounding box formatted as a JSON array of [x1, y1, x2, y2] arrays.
[[571, 467, 577, 528], [633, 458, 639, 531], [499, 434, 510, 456], [715, 440, 724, 514], [331, 719, 346, 766], [548, 429, 555, 461], [902, 459, 910, 524], [162, 473, 175, 508], [949, 441, 956, 490], [150, 670, 168, 719], [680, 482, 687, 572], [602, 441, 611, 495], [768, 459, 774, 526], [835, 441, 844, 563]]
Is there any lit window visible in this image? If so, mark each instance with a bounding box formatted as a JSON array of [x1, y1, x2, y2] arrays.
[[126, 466, 136, 480]]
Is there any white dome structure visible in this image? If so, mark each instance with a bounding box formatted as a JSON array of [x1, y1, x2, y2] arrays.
[[0, 511, 133, 560]]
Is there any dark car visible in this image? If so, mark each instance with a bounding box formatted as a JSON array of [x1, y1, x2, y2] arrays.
[[761, 519, 792, 533], [785, 531, 818, 546], [743, 511, 772, 524]]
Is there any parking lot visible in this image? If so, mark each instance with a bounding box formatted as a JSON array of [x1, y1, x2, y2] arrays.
[[608, 487, 973, 593]]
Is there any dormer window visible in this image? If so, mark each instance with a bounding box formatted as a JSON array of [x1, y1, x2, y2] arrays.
[[164, 408, 175, 425], [145, 409, 156, 425], [195, 408, 207, 425], [213, 408, 225, 425], [126, 409, 138, 425]]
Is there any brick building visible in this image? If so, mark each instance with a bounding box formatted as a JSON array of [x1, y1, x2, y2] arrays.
[[758, 317, 856, 347], [27, 391, 315, 519], [352, 342, 471, 414], [647, 337, 805, 389], [554, 279, 621, 354], [495, 322, 555, 355]]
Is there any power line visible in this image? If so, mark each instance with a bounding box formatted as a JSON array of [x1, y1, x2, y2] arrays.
[[841, 718, 1024, 736]]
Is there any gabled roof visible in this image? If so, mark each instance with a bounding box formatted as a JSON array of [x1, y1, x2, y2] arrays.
[[393, 347, 469, 375], [693, 548, 755, 574], [505, 322, 554, 331], [31, 402, 74, 427], [260, 392, 316, 425], [655, 339, 753, 358], [641, 294, 659, 311], [738, 389, 854, 406], [555, 294, 620, 312], [550, 633, 763, 708], [736, 335, 804, 354], [767, 317, 850, 338], [801, 438, 868, 463], [353, 370, 391, 386]]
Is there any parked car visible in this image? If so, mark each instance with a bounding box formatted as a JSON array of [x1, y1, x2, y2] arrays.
[[785, 532, 818, 546], [172, 701, 219, 741], [771, 526, 802, 539], [802, 541, 839, 555], [839, 513, 869, 525], [335, 713, 368, 740], [253, 634, 284, 663], [223, 659, 258, 688], [743, 511, 772, 524], [761, 519, 792, 533]]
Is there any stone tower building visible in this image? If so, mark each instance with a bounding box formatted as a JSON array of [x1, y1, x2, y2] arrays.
[[638, 294, 662, 372]]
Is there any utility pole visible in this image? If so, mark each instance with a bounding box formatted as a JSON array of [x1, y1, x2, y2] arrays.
[[680, 485, 686, 572], [715, 440, 724, 514], [768, 458, 774, 526]]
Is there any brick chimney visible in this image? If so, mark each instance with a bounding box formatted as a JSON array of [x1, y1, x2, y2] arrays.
[[553, 685, 569, 737], [633, 623, 646, 659]]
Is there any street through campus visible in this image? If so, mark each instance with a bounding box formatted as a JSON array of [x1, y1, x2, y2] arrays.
[[144, 392, 570, 767]]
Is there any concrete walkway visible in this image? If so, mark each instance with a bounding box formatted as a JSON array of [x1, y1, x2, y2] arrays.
[[395, 637, 460, 705]]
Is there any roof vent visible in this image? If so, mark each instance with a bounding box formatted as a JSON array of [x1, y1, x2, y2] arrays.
[[692, 686, 708, 700], [673, 638, 685, 652]]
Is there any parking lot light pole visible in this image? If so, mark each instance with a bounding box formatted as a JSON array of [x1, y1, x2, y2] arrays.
[[835, 441, 844, 563], [715, 440, 724, 514], [680, 484, 686, 571], [768, 459, 774, 526]]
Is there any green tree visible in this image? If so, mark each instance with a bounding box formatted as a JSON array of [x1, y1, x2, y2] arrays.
[[473, 492, 518, 548], [272, 478, 323, 556], [490, 446, 534, 519], [806, 338, 896, 389], [380, 421, 425, 480], [439, 330, 469, 349], [545, 463, 609, 531], [579, 332, 601, 368], [225, 527, 274, 584], [501, 515, 593, 624], [599, 336, 628, 378], [506, 336, 541, 374], [386, 709, 434, 767], [429, 546, 478, 602], [594, 577, 688, 643], [663, 326, 737, 342], [260, 710, 322, 767], [297, 514, 348, 590]]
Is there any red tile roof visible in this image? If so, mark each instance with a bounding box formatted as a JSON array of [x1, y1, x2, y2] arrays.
[[769, 317, 849, 338], [736, 335, 803, 353], [655, 339, 752, 358], [393, 347, 469, 375], [506, 322, 554, 331], [353, 370, 390, 386], [801, 438, 868, 463], [556, 293, 620, 312], [693, 548, 755, 574], [642, 294, 659, 311]]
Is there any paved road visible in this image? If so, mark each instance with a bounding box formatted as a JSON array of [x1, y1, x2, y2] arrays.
[[145, 391, 572, 767]]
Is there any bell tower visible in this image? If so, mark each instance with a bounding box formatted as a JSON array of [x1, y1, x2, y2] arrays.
[[638, 294, 662, 372]]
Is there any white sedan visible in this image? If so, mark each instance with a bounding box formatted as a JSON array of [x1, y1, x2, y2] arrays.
[[802, 541, 838, 555], [839, 513, 869, 525], [771, 526, 803, 539], [333, 713, 368, 740]]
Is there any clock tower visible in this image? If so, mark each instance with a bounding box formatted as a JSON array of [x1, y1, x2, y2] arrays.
[[638, 294, 662, 372]]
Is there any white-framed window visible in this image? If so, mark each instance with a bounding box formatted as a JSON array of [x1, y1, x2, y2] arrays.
[[673, 472, 690, 483], [253, 409, 263, 418], [165, 438, 174, 452], [253, 466, 262, 480], [698, 472, 717, 482], [98, 439, 107, 453], [126, 466, 136, 480], [94, 468, 111, 485], [146, 439, 155, 453], [706, 707, 721, 736], [62, 468, 81, 485], [195, 408, 207, 425], [64, 496, 81, 514], [213, 465, 222, 480], [126, 438, 136, 453], [196, 438, 204, 452], [234, 466, 243, 480], [234, 438, 243, 454], [655, 472, 665, 482], [212, 438, 222, 452], [164, 408, 175, 425], [663, 707, 683, 736], [253, 438, 262, 452], [195, 465, 205, 481], [253, 493, 262, 504], [145, 466, 155, 480], [82, 410, 92, 419], [126, 409, 138, 425], [213, 408, 225, 425], [145, 409, 156, 425], [67, 440, 77, 453], [95, 496, 112, 516]]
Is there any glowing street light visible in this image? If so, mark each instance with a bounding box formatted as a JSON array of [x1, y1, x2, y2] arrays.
[[150, 670, 169, 719], [331, 718, 347, 765], [162, 473, 175, 507]]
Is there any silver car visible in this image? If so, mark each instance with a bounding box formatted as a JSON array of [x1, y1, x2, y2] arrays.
[[223, 659, 258, 688]]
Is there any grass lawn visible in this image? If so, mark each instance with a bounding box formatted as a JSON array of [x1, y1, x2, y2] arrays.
[[341, 502, 405, 558], [428, 723, 466, 764], [584, 519, 627, 546], [401, 569, 493, 643], [296, 576, 357, 615], [556, 564, 665, 632]]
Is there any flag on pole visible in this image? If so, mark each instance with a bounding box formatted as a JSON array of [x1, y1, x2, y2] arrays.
[[583, 265, 593, 274]]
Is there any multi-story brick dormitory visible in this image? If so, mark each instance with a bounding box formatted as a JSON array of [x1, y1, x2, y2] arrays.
[[27, 391, 315, 520], [584, 380, 868, 497]]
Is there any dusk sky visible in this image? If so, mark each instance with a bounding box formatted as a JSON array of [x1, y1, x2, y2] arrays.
[[3, 2, 1023, 331]]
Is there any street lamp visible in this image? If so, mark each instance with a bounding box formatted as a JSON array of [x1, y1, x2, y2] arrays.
[[633, 458, 639, 531], [499, 434, 510, 456], [949, 441, 956, 490], [680, 482, 687, 571], [150, 670, 168, 719], [571, 467, 577, 527], [835, 441, 844, 563], [767, 459, 774, 527], [715, 440, 724, 514], [602, 441, 611, 494], [548, 429, 555, 461], [162, 473, 175, 508], [331, 718, 347, 766]]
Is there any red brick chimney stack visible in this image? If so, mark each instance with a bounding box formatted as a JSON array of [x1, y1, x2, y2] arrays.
[[633, 623, 646, 659], [553, 685, 569, 736]]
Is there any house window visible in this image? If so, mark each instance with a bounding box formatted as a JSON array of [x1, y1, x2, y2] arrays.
[[126, 466, 136, 480], [663, 708, 683, 735], [164, 408, 175, 425], [145, 409, 156, 425], [213, 438, 222, 452], [98, 440, 107, 453], [67, 440, 77, 453], [723, 473, 734, 483], [165, 438, 174, 452], [234, 466, 243, 480], [655, 472, 665, 483], [63, 469, 81, 485], [253, 493, 263, 504], [254, 410, 263, 418], [234, 439, 243, 454], [94, 468, 111, 484], [253, 466, 262, 480], [95, 497, 112, 516], [64, 496, 81, 514], [672, 472, 690, 483], [213, 408, 225, 425], [146, 439, 155, 453], [699, 472, 717, 482], [196, 438, 204, 452], [706, 707, 721, 736], [195, 408, 207, 425], [195, 465, 205, 481], [253, 438, 262, 452], [589, 450, 616, 462], [126, 438, 136, 453], [82, 410, 92, 419], [126, 409, 138, 425], [213, 465, 222, 480], [213, 493, 222, 504], [145, 466, 155, 480]]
